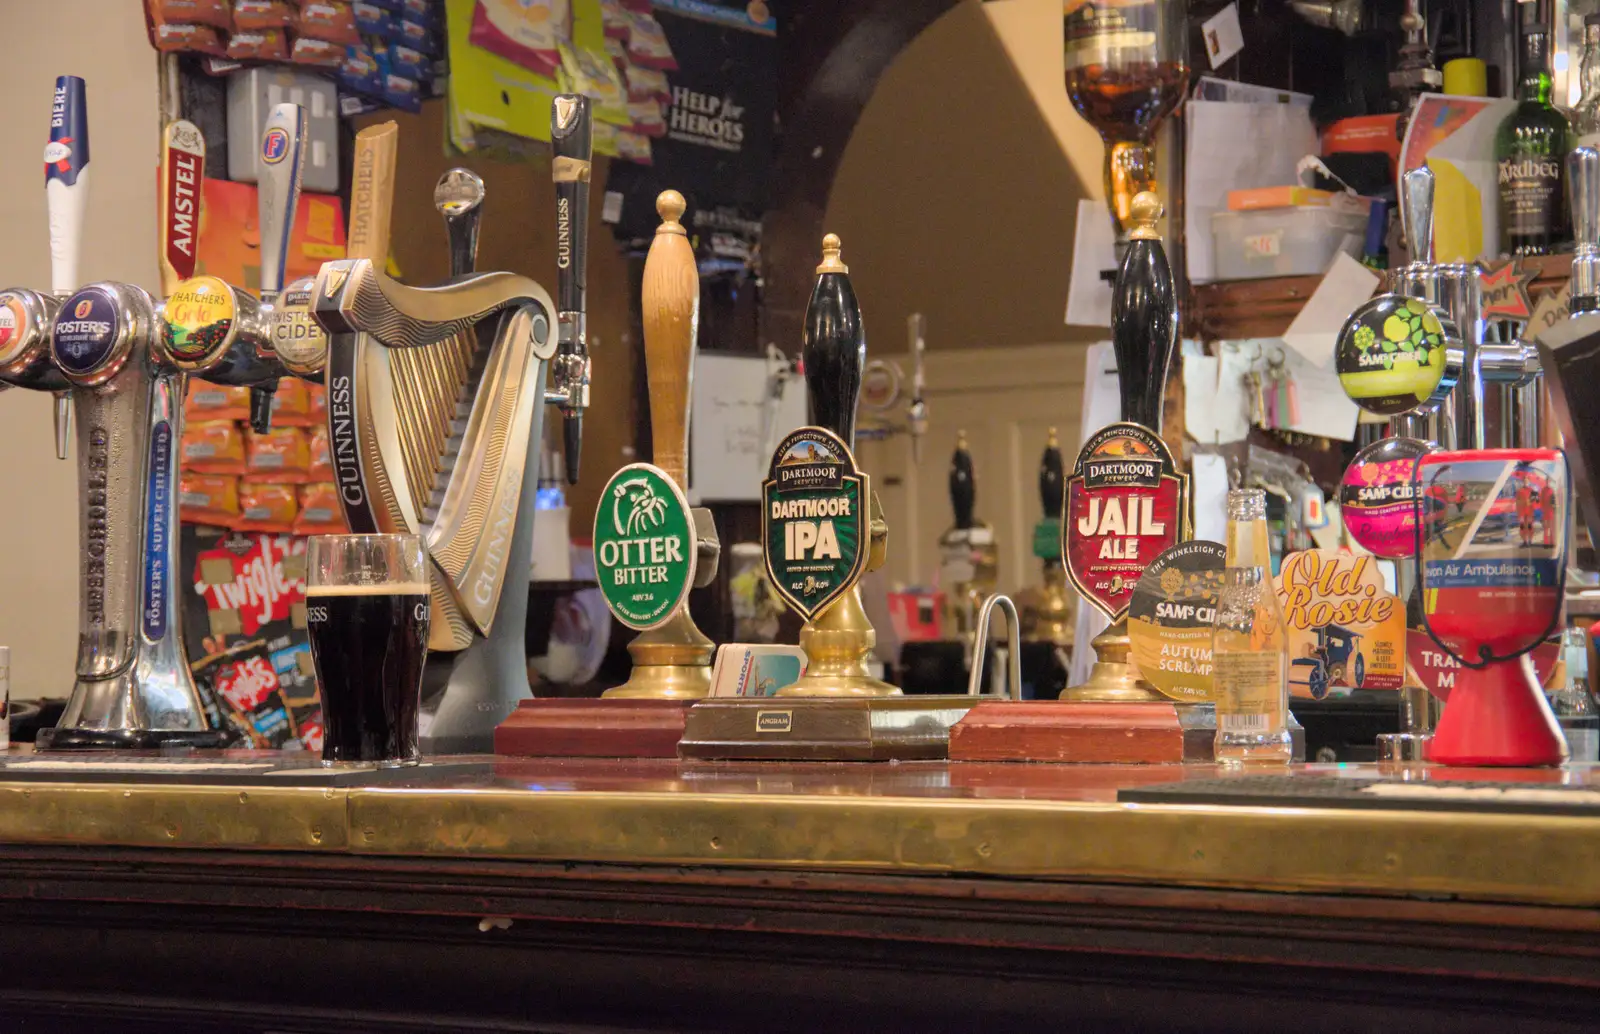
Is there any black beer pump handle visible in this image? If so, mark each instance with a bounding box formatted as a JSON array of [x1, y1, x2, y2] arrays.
[[1040, 427, 1064, 520], [949, 431, 975, 530], [803, 234, 866, 450], [552, 94, 592, 486], [1110, 192, 1177, 433]]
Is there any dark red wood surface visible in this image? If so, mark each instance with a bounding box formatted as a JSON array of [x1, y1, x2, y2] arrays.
[[948, 701, 1185, 763], [493, 699, 694, 758]]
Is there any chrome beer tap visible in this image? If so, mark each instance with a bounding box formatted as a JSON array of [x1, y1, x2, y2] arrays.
[[547, 94, 592, 485], [155, 103, 310, 420]]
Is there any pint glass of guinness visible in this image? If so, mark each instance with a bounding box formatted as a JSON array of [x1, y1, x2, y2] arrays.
[[305, 534, 430, 765]]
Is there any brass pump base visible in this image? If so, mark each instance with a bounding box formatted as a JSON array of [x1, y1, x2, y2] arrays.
[[603, 605, 713, 700], [1062, 618, 1164, 703], [777, 585, 899, 697]]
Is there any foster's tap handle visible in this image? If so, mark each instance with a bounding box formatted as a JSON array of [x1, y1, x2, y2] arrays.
[[641, 190, 699, 488], [257, 102, 308, 301], [803, 234, 866, 449]]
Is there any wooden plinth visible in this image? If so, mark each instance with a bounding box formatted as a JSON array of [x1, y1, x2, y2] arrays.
[[948, 701, 1185, 764], [493, 698, 695, 758]]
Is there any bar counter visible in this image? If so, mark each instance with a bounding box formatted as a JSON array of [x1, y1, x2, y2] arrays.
[[1, 757, 1598, 1032]]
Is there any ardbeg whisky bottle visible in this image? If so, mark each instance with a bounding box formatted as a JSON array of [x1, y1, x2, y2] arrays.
[[1496, 1, 1573, 256]]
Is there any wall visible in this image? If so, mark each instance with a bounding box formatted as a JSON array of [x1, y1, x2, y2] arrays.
[[0, 2, 160, 699]]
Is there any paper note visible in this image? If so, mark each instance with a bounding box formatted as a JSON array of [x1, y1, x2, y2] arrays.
[[1281, 252, 1381, 368], [1065, 199, 1117, 328], [1202, 3, 1244, 69], [1191, 452, 1230, 543], [1183, 353, 1222, 443], [1280, 343, 1360, 440]]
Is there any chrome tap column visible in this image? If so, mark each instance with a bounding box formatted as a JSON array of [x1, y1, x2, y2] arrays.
[[43, 281, 222, 748]]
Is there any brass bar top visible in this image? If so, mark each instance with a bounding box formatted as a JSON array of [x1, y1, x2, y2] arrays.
[[2, 755, 1600, 908]]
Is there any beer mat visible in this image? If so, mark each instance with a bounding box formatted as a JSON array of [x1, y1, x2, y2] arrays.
[[1118, 774, 1600, 817], [0, 756, 491, 787]]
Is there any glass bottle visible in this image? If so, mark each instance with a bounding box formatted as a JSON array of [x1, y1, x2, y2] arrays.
[[1575, 14, 1600, 148], [1495, 1, 1574, 257], [1063, 0, 1189, 245], [1211, 489, 1292, 765]]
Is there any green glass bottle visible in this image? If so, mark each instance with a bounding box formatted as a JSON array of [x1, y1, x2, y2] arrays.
[[1496, 2, 1574, 257]]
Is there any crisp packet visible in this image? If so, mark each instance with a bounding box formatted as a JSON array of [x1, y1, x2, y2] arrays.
[[296, 0, 360, 44], [232, 0, 295, 29], [626, 10, 677, 71], [183, 420, 248, 475], [186, 382, 252, 422], [469, 0, 566, 78], [180, 473, 241, 528], [293, 482, 347, 535], [236, 482, 298, 533], [149, 0, 233, 28], [267, 376, 314, 426], [244, 426, 312, 482], [226, 28, 290, 61]]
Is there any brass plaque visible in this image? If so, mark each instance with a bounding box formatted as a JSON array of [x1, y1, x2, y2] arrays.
[[681, 696, 976, 761]]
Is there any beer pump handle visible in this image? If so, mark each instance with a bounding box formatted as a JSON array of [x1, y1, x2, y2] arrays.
[[803, 234, 866, 450], [1109, 192, 1176, 432], [258, 103, 307, 302], [907, 313, 927, 464], [1570, 147, 1600, 314], [1040, 426, 1064, 521], [45, 75, 88, 461], [641, 190, 699, 488], [247, 102, 307, 433], [551, 94, 593, 486], [1400, 164, 1435, 265], [347, 122, 398, 265], [158, 119, 205, 299], [949, 430, 975, 530], [434, 168, 485, 278]]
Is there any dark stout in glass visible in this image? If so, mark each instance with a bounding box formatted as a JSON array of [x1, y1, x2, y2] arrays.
[[305, 583, 429, 764]]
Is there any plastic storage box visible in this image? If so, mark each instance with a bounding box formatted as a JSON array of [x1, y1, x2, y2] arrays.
[[1210, 206, 1367, 280]]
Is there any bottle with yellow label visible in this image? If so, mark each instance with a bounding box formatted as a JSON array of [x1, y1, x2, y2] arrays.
[[1211, 488, 1292, 765]]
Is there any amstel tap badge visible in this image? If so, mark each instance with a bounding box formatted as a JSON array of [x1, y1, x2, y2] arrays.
[[763, 427, 868, 621], [1063, 422, 1188, 623]]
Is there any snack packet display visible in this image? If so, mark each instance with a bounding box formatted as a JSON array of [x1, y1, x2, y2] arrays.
[[237, 482, 299, 533], [267, 376, 314, 426], [183, 420, 248, 475], [232, 0, 295, 29], [290, 35, 345, 67], [180, 473, 242, 528], [149, 0, 233, 29], [469, 0, 568, 78], [244, 426, 312, 483], [152, 22, 225, 53], [624, 61, 669, 101], [625, 9, 676, 71], [296, 0, 361, 44], [307, 426, 333, 481], [226, 28, 290, 61], [186, 382, 251, 422], [293, 482, 347, 535]]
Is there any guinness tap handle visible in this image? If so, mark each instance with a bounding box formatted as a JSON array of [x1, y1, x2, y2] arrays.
[[552, 94, 592, 486], [1040, 426, 1064, 520], [949, 430, 975, 530], [45, 75, 89, 462], [1110, 193, 1176, 432], [803, 234, 866, 449], [1570, 147, 1600, 314], [434, 168, 485, 278], [641, 190, 699, 487], [1400, 164, 1435, 265]]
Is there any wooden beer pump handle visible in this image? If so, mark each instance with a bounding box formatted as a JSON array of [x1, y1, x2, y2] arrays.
[[347, 122, 398, 265], [803, 234, 866, 449], [641, 189, 699, 488]]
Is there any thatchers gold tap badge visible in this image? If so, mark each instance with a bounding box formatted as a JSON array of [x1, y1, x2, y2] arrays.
[[593, 462, 696, 630], [1127, 541, 1225, 702], [763, 427, 868, 621], [163, 276, 236, 362]]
